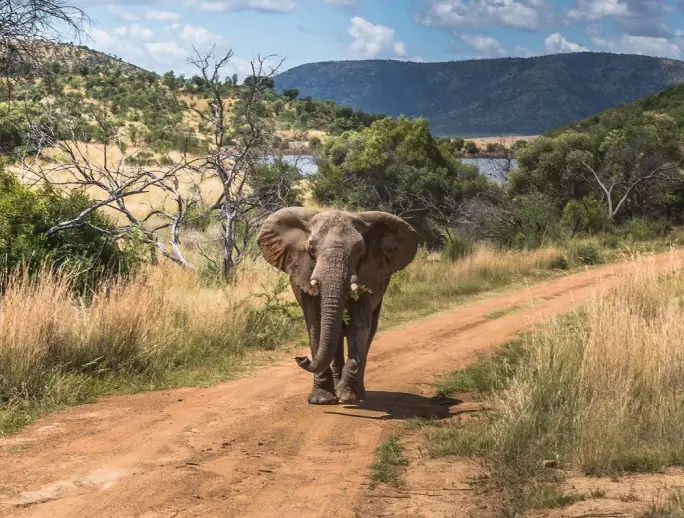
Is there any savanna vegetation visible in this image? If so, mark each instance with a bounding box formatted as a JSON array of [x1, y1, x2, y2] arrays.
[[1, 0, 684, 470], [413, 252, 684, 515]]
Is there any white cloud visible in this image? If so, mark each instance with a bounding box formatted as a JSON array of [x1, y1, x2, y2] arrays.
[[512, 44, 534, 56], [144, 41, 190, 62], [113, 23, 155, 42], [107, 6, 139, 22], [592, 34, 683, 58], [348, 16, 407, 57], [460, 33, 506, 57], [197, 0, 295, 12], [544, 32, 589, 52], [144, 9, 182, 22], [178, 24, 214, 44], [418, 0, 546, 31], [566, 0, 630, 22], [85, 25, 267, 81], [323, 0, 358, 5]]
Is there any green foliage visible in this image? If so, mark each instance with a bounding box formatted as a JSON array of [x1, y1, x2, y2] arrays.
[[434, 339, 528, 398], [245, 276, 303, 349], [311, 116, 489, 237], [560, 195, 610, 235], [369, 434, 409, 488], [282, 88, 299, 101], [442, 233, 475, 261], [0, 167, 142, 286], [464, 140, 478, 154], [568, 241, 602, 265], [490, 194, 563, 250]]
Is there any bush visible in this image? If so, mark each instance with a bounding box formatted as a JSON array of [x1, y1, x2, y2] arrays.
[[569, 241, 602, 265], [617, 218, 672, 242], [0, 167, 142, 288], [442, 233, 475, 261]]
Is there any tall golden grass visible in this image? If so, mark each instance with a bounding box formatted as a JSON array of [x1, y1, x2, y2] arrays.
[[0, 243, 579, 434], [491, 250, 684, 476], [428, 250, 684, 494]]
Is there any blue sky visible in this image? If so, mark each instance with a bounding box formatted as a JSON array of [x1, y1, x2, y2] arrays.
[[73, 0, 684, 79]]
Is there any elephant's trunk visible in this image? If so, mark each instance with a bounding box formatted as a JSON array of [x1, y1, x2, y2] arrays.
[[295, 251, 349, 375]]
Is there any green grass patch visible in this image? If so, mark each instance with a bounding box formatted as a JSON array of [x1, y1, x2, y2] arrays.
[[369, 434, 410, 488], [483, 304, 526, 320], [433, 338, 528, 398]]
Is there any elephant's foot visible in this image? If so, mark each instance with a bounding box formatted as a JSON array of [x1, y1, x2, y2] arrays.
[[335, 379, 366, 404], [308, 387, 339, 405]]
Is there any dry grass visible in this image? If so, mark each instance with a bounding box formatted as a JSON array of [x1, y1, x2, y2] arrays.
[[492, 251, 684, 476], [381, 245, 569, 327], [425, 250, 684, 512], [0, 259, 296, 434], [0, 241, 583, 435]]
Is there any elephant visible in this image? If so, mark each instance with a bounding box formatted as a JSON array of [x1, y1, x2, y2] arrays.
[[257, 207, 420, 405]]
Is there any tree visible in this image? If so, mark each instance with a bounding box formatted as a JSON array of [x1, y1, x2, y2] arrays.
[[311, 116, 489, 238], [20, 46, 304, 277], [243, 75, 274, 91], [464, 140, 478, 154], [570, 112, 684, 219], [513, 112, 684, 220], [186, 47, 303, 277], [282, 88, 299, 101]]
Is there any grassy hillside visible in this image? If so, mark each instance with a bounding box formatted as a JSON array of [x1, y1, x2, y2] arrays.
[[273, 52, 684, 137], [0, 42, 385, 158], [547, 82, 684, 136]]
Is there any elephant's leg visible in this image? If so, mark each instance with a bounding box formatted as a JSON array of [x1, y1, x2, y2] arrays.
[[336, 301, 372, 404], [331, 335, 345, 390], [356, 301, 382, 398], [300, 291, 337, 405]]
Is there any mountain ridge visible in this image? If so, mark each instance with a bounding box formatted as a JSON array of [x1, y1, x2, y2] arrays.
[[273, 52, 684, 137]]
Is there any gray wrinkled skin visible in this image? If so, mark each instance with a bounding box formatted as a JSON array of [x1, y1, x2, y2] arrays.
[[257, 208, 420, 405]]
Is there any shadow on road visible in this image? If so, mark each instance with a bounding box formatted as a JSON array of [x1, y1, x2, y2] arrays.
[[322, 390, 478, 421]]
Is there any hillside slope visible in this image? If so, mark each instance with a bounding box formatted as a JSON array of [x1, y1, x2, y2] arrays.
[[548, 82, 684, 136], [274, 52, 684, 137]]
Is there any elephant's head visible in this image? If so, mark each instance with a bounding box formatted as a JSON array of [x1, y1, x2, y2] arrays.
[[257, 208, 419, 374]]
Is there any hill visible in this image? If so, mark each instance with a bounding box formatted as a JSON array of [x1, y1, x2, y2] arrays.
[[273, 52, 684, 137], [0, 43, 385, 158], [547, 82, 684, 136]]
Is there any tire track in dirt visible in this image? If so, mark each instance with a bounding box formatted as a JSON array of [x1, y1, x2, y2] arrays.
[[1, 250, 681, 518]]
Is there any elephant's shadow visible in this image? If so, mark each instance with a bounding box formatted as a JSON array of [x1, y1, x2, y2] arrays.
[[323, 391, 474, 421]]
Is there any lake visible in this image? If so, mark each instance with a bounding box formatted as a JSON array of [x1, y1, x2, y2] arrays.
[[276, 155, 516, 183]]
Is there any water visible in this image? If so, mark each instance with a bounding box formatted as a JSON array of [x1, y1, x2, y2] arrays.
[[273, 155, 515, 183], [460, 157, 517, 183]]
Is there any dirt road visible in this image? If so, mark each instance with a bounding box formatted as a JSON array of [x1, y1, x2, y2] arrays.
[[1, 250, 681, 518]]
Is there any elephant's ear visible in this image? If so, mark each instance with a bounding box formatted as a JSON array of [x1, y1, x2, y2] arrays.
[[357, 211, 420, 280], [258, 207, 319, 295]]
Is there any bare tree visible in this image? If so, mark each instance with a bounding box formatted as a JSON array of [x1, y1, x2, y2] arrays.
[[186, 46, 300, 278], [0, 0, 89, 90], [15, 43, 303, 276], [20, 100, 199, 269], [573, 137, 684, 219]]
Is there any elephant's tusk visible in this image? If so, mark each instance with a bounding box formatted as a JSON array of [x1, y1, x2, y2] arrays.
[[310, 279, 318, 287], [350, 282, 358, 292]]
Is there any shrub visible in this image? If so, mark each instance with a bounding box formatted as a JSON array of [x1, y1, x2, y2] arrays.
[[442, 233, 475, 261], [618, 218, 672, 242], [0, 167, 143, 288], [569, 241, 602, 265]]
